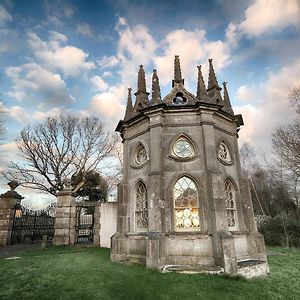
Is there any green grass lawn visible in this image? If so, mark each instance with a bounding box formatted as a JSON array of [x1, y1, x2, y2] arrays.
[[0, 246, 299, 300]]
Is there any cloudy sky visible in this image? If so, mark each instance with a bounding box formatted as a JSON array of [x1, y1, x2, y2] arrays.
[[1, 0, 300, 205]]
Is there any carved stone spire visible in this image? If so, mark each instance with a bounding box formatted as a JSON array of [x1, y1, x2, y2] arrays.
[[196, 65, 208, 100], [222, 82, 234, 114], [137, 65, 146, 92], [124, 87, 134, 121], [151, 69, 161, 104], [134, 65, 149, 111], [172, 55, 184, 87], [207, 58, 222, 103], [207, 58, 221, 92]]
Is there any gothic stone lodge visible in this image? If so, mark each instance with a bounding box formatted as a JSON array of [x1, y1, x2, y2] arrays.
[[111, 56, 268, 277]]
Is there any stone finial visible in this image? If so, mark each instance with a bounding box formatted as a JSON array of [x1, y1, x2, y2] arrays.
[[134, 65, 149, 111], [172, 55, 184, 87], [8, 181, 19, 191], [207, 58, 222, 92], [0, 181, 23, 200], [137, 65, 146, 92], [124, 87, 134, 120], [222, 82, 234, 114], [151, 69, 161, 104], [63, 178, 72, 191], [196, 65, 208, 100]]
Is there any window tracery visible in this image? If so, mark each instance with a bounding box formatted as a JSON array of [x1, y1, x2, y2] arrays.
[[172, 137, 194, 158], [135, 181, 148, 231], [135, 143, 147, 165], [225, 180, 237, 230], [217, 140, 232, 164], [174, 176, 200, 230]]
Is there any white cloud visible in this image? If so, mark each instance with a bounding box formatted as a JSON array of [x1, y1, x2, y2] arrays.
[[6, 106, 29, 123], [76, 23, 93, 38], [235, 85, 255, 102], [6, 63, 74, 106], [90, 75, 109, 92], [0, 6, 12, 26], [98, 55, 120, 68], [90, 85, 126, 129], [240, 0, 300, 37], [235, 59, 300, 149], [27, 31, 95, 77], [153, 29, 230, 86]]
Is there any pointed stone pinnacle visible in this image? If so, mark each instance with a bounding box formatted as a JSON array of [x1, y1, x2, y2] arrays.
[[134, 65, 149, 110], [222, 82, 234, 114], [174, 55, 182, 82], [137, 65, 146, 92], [207, 58, 221, 92], [124, 87, 134, 120], [152, 69, 161, 104], [197, 65, 207, 100]]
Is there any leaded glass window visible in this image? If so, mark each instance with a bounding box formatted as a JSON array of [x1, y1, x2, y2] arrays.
[[135, 181, 148, 231], [174, 176, 200, 230], [173, 137, 194, 158], [135, 144, 147, 165], [225, 180, 237, 230], [218, 141, 232, 164]]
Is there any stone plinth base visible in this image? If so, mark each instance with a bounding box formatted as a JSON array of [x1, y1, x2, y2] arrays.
[[111, 230, 269, 277]]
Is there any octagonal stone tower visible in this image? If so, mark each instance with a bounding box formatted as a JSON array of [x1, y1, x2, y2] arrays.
[[111, 56, 268, 277]]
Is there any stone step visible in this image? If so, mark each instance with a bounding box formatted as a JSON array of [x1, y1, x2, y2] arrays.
[[160, 264, 224, 274], [237, 259, 269, 278]]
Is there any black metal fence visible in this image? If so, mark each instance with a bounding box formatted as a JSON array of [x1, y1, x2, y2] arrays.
[[11, 203, 56, 244]]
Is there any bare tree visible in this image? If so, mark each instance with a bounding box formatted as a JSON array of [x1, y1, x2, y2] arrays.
[[289, 86, 300, 113], [2, 114, 118, 196], [271, 86, 300, 220]]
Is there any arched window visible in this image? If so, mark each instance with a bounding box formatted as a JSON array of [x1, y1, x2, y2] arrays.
[[135, 181, 148, 231], [174, 176, 200, 230], [225, 179, 237, 230]]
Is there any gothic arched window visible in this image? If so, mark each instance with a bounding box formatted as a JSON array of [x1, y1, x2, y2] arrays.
[[225, 179, 237, 230], [135, 181, 148, 231], [174, 176, 200, 230]]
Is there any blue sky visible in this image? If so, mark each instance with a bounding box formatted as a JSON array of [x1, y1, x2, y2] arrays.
[[1, 0, 300, 206]]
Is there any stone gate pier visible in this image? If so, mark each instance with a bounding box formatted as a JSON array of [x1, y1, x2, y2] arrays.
[[0, 181, 23, 247]]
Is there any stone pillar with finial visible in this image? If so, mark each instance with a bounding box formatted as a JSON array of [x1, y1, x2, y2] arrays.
[[0, 181, 24, 247]]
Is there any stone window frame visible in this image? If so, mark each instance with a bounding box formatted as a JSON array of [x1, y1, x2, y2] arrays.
[[224, 178, 238, 231], [168, 133, 198, 162], [131, 141, 149, 169], [172, 175, 201, 232], [217, 138, 234, 166], [134, 180, 149, 232]]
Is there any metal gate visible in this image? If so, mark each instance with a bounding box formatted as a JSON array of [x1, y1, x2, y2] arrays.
[[75, 206, 95, 244], [11, 203, 56, 244]]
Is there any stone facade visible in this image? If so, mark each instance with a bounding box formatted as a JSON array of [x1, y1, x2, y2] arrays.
[[111, 56, 269, 277]]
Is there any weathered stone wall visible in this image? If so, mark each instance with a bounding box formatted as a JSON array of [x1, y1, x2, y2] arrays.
[[99, 202, 117, 248]]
